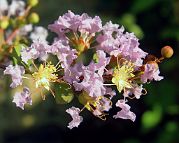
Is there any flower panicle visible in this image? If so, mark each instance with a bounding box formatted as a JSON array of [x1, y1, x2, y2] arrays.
[[2, 10, 173, 129]]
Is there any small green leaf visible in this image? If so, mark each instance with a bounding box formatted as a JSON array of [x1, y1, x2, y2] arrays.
[[142, 105, 162, 130], [54, 82, 74, 104], [78, 91, 93, 105], [11, 44, 24, 65], [14, 44, 21, 57]]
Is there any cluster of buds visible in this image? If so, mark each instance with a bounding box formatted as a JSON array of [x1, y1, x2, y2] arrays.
[[1, 11, 173, 129], [0, 0, 47, 65]]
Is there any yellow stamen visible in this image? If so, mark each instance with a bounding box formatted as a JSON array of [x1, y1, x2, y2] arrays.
[[32, 63, 58, 92], [112, 61, 135, 93]]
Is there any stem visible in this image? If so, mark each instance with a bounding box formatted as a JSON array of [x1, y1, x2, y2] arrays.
[[5, 28, 19, 44], [0, 28, 5, 50], [23, 6, 32, 18]]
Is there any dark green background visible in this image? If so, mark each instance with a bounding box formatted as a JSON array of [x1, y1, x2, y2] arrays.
[[0, 0, 178, 143]]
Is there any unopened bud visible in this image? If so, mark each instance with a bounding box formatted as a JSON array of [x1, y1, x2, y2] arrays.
[[28, 13, 39, 24], [93, 53, 99, 63], [28, 0, 39, 7], [161, 46, 174, 58], [0, 19, 9, 29]]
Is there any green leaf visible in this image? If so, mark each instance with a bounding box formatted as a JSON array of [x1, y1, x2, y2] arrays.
[[142, 105, 162, 130], [11, 44, 23, 65], [78, 91, 94, 105], [14, 44, 23, 57], [76, 48, 96, 66], [131, 0, 161, 14], [119, 14, 144, 39], [54, 82, 74, 104]]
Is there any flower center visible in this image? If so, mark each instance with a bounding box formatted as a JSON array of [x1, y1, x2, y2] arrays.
[[67, 32, 93, 54], [32, 63, 58, 91], [112, 62, 135, 92]]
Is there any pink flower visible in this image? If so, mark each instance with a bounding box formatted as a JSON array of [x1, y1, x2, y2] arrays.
[[116, 32, 147, 66], [48, 10, 81, 36], [30, 26, 48, 42], [123, 84, 144, 99], [50, 40, 78, 69], [69, 50, 109, 97], [4, 65, 25, 88], [73, 67, 106, 97], [79, 13, 102, 34], [105, 87, 116, 98], [102, 21, 120, 34], [97, 21, 147, 66], [48, 10, 102, 37], [66, 107, 83, 129], [141, 63, 163, 83], [21, 40, 50, 63], [13, 87, 32, 110], [96, 96, 112, 112], [88, 50, 110, 76], [63, 62, 83, 84], [113, 100, 136, 122]]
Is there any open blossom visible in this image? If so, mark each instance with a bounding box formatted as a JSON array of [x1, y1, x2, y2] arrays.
[[78, 14, 102, 34], [73, 68, 106, 97], [97, 21, 147, 66], [66, 107, 83, 129], [50, 40, 78, 69], [0, 0, 25, 16], [116, 32, 147, 66], [30, 26, 48, 42], [70, 50, 110, 97], [18, 24, 33, 36], [0, 0, 8, 14], [123, 84, 144, 99], [113, 100, 136, 122], [8, 0, 25, 16], [13, 87, 32, 110], [141, 63, 163, 83], [96, 21, 121, 54], [4, 65, 25, 88], [96, 96, 112, 112], [88, 50, 110, 76], [21, 40, 50, 63], [48, 10, 102, 37]]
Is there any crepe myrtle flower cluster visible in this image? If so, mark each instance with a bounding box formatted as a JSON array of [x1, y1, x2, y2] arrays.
[[3, 11, 173, 129]]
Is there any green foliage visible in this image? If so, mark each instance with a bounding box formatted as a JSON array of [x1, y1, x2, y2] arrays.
[[141, 105, 162, 130], [131, 0, 161, 14], [54, 82, 74, 104], [119, 14, 144, 38], [11, 44, 24, 65]]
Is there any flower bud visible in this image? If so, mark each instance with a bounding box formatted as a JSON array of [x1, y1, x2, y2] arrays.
[[27, 0, 39, 7], [0, 19, 9, 29], [93, 53, 99, 63], [28, 13, 39, 24], [161, 46, 174, 58]]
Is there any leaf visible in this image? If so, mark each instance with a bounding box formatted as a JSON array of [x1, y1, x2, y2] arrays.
[[76, 48, 96, 66], [131, 0, 161, 14], [11, 44, 24, 65], [142, 105, 162, 130], [78, 91, 94, 105], [54, 82, 74, 104]]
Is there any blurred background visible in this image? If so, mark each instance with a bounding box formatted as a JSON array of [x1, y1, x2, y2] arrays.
[[0, 0, 179, 143]]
